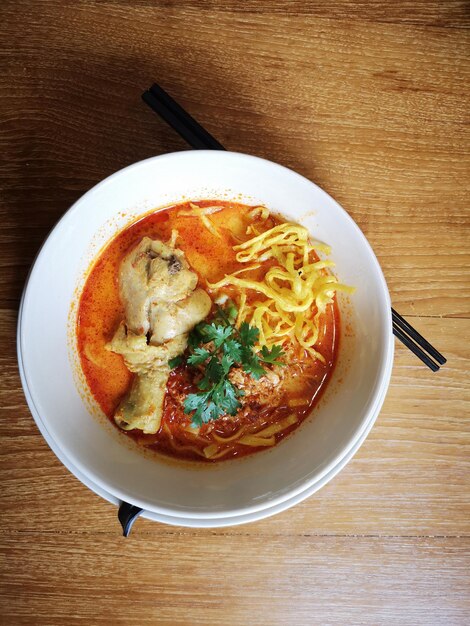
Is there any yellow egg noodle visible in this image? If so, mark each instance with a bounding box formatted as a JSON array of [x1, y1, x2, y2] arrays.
[[208, 221, 354, 362], [202, 414, 299, 458], [177, 202, 223, 238]]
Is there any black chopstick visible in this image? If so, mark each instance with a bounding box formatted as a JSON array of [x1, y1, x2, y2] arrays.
[[142, 83, 446, 372], [392, 308, 446, 365], [392, 323, 440, 372], [142, 84, 225, 150]]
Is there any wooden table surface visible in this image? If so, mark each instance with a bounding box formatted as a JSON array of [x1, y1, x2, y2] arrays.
[[1, 1, 469, 624]]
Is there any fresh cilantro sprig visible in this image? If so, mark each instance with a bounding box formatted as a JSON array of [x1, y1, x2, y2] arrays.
[[259, 344, 285, 366], [172, 303, 285, 427]]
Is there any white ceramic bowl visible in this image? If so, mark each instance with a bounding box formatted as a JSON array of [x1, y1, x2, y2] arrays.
[[18, 150, 393, 524]]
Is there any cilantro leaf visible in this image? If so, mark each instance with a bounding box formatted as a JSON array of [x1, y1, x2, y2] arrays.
[[211, 379, 241, 415], [220, 353, 234, 374], [204, 322, 233, 348], [184, 391, 209, 412], [199, 401, 223, 425], [205, 356, 225, 383], [187, 347, 211, 366], [184, 392, 222, 427], [196, 375, 212, 391], [260, 344, 286, 366], [221, 379, 242, 415], [243, 353, 266, 380], [224, 338, 242, 360], [223, 338, 242, 362], [181, 306, 284, 426], [239, 322, 259, 347]]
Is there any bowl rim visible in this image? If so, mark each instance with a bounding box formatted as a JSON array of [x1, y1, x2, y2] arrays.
[[19, 333, 393, 528], [17, 149, 394, 520], [19, 323, 393, 528]]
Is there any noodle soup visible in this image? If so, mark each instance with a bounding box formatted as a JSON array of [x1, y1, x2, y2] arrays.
[[77, 201, 351, 462]]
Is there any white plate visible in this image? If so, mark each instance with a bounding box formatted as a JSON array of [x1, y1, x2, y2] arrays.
[[18, 150, 393, 522]]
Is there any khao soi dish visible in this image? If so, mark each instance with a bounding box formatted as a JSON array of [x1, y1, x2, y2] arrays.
[[77, 201, 353, 462]]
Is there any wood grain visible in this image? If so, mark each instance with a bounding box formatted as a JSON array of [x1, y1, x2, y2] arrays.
[[1, 534, 469, 626], [1, 1, 469, 624]]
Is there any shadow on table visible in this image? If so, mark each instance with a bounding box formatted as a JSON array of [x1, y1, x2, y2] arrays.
[[5, 41, 313, 312]]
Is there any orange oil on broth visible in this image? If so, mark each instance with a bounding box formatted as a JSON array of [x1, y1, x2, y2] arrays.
[[77, 201, 339, 462]]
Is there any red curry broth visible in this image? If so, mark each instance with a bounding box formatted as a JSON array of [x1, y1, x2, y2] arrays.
[[77, 201, 339, 462]]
